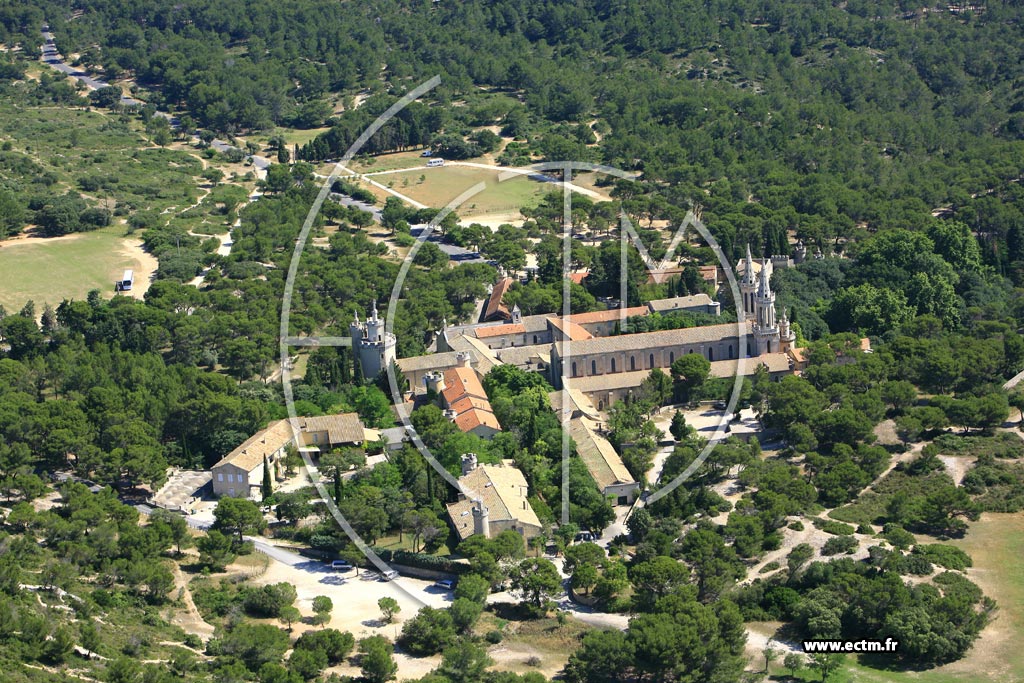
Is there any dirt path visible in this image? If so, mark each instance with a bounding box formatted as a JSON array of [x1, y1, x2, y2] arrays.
[[169, 564, 215, 640], [119, 236, 158, 300]]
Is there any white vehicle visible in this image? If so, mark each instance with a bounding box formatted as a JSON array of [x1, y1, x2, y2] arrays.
[[426, 158, 444, 167]]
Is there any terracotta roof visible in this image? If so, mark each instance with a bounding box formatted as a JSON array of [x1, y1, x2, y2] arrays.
[[569, 272, 589, 284], [483, 278, 514, 320], [547, 316, 594, 340], [442, 367, 501, 435], [300, 413, 366, 444], [563, 307, 649, 325], [555, 321, 751, 357], [449, 395, 492, 415], [568, 418, 636, 491], [447, 464, 541, 540], [475, 323, 525, 339], [213, 419, 295, 473], [442, 367, 488, 404], [454, 409, 502, 433]]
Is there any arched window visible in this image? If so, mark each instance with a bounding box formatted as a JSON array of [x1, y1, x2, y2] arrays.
[[630, 356, 636, 371], [572, 361, 577, 377], [708, 347, 714, 361], [747, 342, 752, 356], [728, 345, 735, 359], [611, 358, 617, 372], [669, 351, 675, 364], [591, 360, 597, 375], [649, 353, 654, 368], [533, 335, 538, 344]]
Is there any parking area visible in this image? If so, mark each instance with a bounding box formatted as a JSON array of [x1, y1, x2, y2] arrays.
[[252, 553, 454, 640]]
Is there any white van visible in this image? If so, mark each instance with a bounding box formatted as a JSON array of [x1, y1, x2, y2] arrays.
[[426, 158, 444, 167]]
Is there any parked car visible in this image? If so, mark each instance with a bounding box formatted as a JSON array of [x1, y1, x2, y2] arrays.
[[433, 579, 455, 590], [330, 560, 352, 571], [381, 569, 399, 581]]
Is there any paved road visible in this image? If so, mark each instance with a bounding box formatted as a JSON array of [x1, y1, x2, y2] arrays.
[[410, 225, 486, 264], [329, 191, 382, 222]]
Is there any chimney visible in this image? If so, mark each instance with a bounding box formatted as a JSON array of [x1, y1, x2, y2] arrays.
[[455, 351, 471, 368], [461, 453, 478, 476]]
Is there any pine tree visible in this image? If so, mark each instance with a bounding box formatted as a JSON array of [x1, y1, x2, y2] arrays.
[[261, 456, 273, 500], [338, 347, 351, 384]]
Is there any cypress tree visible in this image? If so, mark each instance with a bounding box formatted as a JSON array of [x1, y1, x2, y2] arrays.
[[261, 456, 273, 500], [353, 349, 364, 385]]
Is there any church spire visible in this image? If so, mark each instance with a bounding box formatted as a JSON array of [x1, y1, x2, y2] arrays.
[[758, 259, 771, 297], [743, 244, 755, 285]]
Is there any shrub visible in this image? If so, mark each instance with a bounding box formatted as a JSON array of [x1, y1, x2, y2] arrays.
[[912, 544, 972, 571], [822, 536, 858, 556], [895, 553, 933, 575], [397, 607, 456, 656], [242, 583, 297, 618], [882, 524, 916, 550], [293, 629, 355, 665], [814, 519, 856, 536], [485, 630, 503, 644]]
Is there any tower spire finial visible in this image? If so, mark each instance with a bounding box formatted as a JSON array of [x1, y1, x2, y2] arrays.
[[758, 261, 771, 297]]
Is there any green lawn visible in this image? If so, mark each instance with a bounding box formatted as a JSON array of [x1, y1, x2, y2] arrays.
[[0, 224, 149, 312], [821, 511, 1024, 683], [368, 165, 548, 216]]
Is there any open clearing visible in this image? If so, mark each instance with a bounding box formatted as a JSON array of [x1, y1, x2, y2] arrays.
[[359, 165, 549, 217], [835, 511, 1024, 683], [0, 225, 156, 311]]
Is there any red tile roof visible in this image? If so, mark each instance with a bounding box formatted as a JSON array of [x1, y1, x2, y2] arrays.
[[483, 278, 514, 321]]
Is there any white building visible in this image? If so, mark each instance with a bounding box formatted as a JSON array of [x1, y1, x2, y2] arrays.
[[349, 301, 397, 382]]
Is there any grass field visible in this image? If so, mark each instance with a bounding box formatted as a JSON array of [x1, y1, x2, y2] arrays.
[[821, 511, 1024, 683], [0, 224, 152, 312], [365, 165, 549, 217]]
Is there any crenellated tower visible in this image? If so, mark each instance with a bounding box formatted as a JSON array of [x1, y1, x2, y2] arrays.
[[349, 300, 397, 382]]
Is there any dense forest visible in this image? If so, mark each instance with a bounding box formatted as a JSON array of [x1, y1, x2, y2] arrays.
[[3, 0, 1023, 268]]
